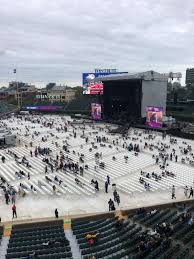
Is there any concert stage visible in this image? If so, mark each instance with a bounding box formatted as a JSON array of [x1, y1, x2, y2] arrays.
[[96, 71, 168, 122]]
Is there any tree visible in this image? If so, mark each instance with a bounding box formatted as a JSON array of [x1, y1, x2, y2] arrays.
[[172, 81, 181, 90], [74, 86, 83, 98], [167, 82, 173, 93], [177, 87, 187, 101]]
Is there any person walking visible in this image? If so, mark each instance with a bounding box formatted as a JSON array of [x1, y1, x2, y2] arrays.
[[189, 187, 194, 198], [12, 204, 17, 219], [105, 181, 108, 193], [55, 208, 59, 218], [172, 185, 176, 199]]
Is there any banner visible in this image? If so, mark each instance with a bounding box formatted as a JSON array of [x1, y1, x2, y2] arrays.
[[24, 106, 63, 111]]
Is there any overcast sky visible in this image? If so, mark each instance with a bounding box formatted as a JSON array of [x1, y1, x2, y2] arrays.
[[0, 0, 193, 87]]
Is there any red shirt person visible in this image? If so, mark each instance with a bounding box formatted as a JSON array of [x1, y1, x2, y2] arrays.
[[12, 204, 17, 219]]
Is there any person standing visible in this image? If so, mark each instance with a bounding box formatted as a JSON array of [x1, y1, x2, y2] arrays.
[[95, 181, 99, 191], [175, 155, 178, 162], [11, 194, 16, 204], [5, 192, 9, 205], [189, 187, 194, 198], [108, 199, 113, 211], [105, 181, 108, 193], [12, 204, 17, 219], [172, 185, 176, 199], [55, 208, 59, 218], [116, 194, 120, 206], [1, 156, 5, 163], [113, 190, 118, 202], [184, 186, 188, 197], [107, 175, 110, 185]]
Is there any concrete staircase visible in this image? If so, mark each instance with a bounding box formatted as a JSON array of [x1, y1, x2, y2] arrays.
[[65, 229, 82, 259], [0, 236, 9, 259]]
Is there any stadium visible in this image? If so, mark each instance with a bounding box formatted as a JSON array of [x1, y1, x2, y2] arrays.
[[0, 70, 193, 259]]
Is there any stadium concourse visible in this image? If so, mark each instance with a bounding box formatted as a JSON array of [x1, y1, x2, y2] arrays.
[[0, 114, 194, 221]]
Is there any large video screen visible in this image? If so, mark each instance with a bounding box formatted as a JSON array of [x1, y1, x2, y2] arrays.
[[146, 106, 163, 128], [91, 103, 102, 120], [83, 72, 127, 95], [25, 106, 63, 111]]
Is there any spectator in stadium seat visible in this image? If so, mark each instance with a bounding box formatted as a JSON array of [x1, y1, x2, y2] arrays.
[[137, 207, 146, 215], [115, 218, 124, 230], [86, 232, 99, 245], [27, 251, 38, 259], [188, 216, 193, 225]]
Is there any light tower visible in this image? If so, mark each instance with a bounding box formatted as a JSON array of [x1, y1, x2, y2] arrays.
[[14, 68, 22, 110]]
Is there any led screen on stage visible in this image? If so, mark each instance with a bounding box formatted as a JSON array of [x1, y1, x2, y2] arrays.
[[91, 103, 102, 120], [83, 72, 127, 95], [146, 106, 163, 128]]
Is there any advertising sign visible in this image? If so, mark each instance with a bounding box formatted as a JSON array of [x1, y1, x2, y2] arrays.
[[25, 106, 63, 111]]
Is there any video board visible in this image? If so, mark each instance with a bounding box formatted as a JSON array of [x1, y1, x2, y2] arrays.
[[146, 106, 163, 128], [83, 71, 127, 95], [91, 103, 102, 120]]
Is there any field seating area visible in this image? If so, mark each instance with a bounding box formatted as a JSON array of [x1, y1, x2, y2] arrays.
[[71, 204, 194, 259], [1, 114, 194, 235], [6, 220, 72, 259]]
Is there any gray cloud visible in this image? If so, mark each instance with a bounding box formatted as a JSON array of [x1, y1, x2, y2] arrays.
[[0, 0, 193, 86]]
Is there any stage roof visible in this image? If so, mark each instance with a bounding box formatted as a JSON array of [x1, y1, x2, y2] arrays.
[[94, 70, 168, 82]]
